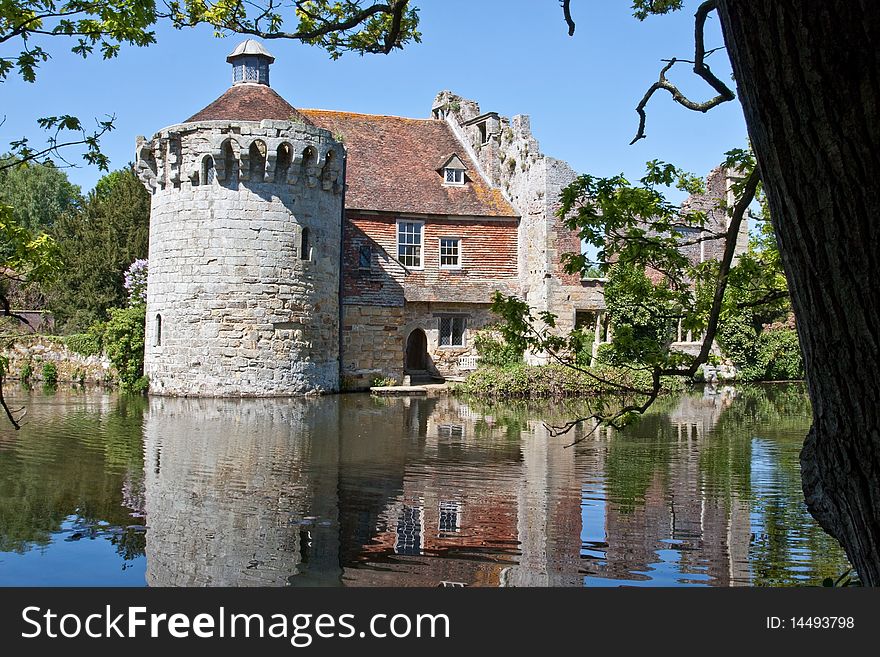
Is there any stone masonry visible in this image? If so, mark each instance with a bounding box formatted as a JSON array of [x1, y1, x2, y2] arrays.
[[136, 42, 344, 396], [433, 91, 606, 353]]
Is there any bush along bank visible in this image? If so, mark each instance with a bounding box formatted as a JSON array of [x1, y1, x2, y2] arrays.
[[717, 316, 804, 382], [452, 363, 686, 400], [0, 304, 147, 390], [1, 334, 113, 385]]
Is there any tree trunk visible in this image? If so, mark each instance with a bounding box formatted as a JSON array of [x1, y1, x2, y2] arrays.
[[716, 1, 880, 584]]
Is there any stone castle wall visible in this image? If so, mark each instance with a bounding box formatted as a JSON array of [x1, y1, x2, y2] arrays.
[[340, 302, 498, 389], [341, 304, 405, 389], [137, 119, 344, 396], [404, 302, 497, 377], [1, 336, 112, 384], [435, 92, 606, 359]]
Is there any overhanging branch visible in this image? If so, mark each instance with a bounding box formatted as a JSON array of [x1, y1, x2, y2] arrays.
[[561, 0, 575, 36], [630, 0, 735, 144], [661, 166, 761, 377]]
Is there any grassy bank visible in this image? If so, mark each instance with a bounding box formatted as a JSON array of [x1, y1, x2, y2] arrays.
[[452, 363, 686, 400]]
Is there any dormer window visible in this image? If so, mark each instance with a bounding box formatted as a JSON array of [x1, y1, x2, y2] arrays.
[[438, 154, 468, 187], [477, 121, 488, 145], [444, 167, 465, 185]]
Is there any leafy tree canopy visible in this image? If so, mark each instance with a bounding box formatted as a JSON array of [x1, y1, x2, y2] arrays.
[[0, 155, 82, 231], [492, 147, 792, 430], [1, 1, 421, 169], [46, 165, 150, 331]]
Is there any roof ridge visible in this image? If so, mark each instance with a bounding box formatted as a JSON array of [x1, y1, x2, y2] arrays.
[[299, 108, 440, 123]]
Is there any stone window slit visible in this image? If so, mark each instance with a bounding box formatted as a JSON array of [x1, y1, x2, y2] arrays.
[[155, 314, 162, 347], [222, 140, 238, 184], [300, 227, 311, 261], [201, 155, 215, 186]]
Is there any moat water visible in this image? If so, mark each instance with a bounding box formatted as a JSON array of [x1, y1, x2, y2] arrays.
[[0, 383, 850, 586]]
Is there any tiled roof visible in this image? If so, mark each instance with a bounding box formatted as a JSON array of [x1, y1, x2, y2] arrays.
[[185, 84, 313, 125], [300, 109, 517, 218]]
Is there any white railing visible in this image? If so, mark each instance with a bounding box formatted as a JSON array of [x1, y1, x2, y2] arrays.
[[458, 355, 478, 371]]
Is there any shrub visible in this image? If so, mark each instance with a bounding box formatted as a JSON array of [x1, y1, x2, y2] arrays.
[[64, 331, 102, 357], [19, 361, 32, 381], [717, 313, 759, 371], [103, 305, 146, 389], [41, 362, 58, 385], [473, 328, 523, 367], [755, 328, 804, 381], [454, 363, 685, 400], [370, 376, 396, 387]]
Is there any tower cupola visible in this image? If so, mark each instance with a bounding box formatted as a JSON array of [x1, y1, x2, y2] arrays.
[[227, 39, 274, 86]]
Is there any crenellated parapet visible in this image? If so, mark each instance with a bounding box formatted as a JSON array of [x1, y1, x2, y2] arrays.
[[135, 119, 344, 195]]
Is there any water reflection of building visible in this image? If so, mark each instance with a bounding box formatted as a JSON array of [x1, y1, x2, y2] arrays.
[[143, 388, 758, 587], [337, 397, 585, 586], [341, 396, 525, 586]]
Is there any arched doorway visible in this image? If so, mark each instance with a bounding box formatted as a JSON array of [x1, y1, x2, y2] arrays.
[[405, 328, 428, 371]]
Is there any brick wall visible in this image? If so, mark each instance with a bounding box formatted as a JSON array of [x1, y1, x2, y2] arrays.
[[343, 212, 519, 306]]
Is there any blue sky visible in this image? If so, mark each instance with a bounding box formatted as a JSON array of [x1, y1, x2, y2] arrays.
[[2, 1, 748, 194]]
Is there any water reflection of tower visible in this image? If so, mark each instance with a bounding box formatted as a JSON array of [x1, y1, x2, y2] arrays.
[[500, 417, 582, 587], [143, 396, 342, 586]]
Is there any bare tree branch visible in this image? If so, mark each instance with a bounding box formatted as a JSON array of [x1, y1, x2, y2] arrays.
[[630, 0, 735, 144], [735, 289, 789, 309], [561, 0, 575, 36], [0, 378, 23, 430], [547, 367, 663, 447]]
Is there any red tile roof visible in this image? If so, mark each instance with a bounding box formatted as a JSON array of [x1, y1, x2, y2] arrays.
[[300, 109, 517, 218], [185, 84, 313, 125]]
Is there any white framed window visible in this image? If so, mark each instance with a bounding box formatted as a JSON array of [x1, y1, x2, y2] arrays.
[[439, 237, 461, 269], [439, 316, 466, 347], [395, 504, 423, 556], [439, 501, 462, 534], [397, 220, 423, 268], [444, 167, 465, 185]]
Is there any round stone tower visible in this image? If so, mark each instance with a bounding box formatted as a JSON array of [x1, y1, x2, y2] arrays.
[[135, 41, 344, 396]]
